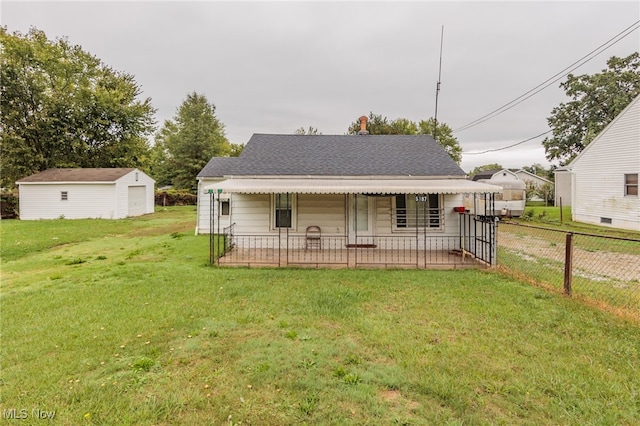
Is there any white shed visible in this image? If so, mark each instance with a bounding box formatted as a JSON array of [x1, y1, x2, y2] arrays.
[[17, 168, 155, 220], [554, 167, 572, 207], [569, 94, 640, 231]]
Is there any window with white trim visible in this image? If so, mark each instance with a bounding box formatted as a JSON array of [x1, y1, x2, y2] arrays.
[[393, 194, 442, 230], [272, 194, 296, 229], [625, 174, 638, 196], [220, 200, 230, 216]]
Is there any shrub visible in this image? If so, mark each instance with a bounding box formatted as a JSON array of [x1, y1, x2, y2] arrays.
[[521, 209, 534, 221], [155, 190, 197, 206], [1, 193, 19, 218]]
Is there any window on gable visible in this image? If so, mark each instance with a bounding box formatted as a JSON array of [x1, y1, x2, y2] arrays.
[[61, 191, 68, 201], [393, 194, 442, 229], [625, 174, 638, 196], [273, 194, 295, 229]]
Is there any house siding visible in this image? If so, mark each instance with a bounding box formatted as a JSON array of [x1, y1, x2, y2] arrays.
[[229, 194, 271, 234], [297, 194, 346, 235], [197, 189, 466, 240], [571, 96, 640, 231], [197, 178, 226, 233], [514, 170, 550, 187], [19, 183, 117, 220]]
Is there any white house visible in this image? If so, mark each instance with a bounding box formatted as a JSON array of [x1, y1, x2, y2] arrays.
[[17, 168, 155, 220], [195, 116, 503, 268], [514, 169, 552, 189], [568, 94, 640, 231], [513, 169, 553, 203], [467, 169, 526, 216]]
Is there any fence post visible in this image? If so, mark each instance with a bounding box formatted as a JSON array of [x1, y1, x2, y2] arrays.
[[209, 190, 214, 264], [564, 232, 573, 296]]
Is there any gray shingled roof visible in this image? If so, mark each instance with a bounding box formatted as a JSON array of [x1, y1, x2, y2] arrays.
[[471, 169, 503, 181], [17, 168, 136, 183], [198, 134, 465, 178]]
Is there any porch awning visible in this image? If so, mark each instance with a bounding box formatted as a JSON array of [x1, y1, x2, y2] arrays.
[[203, 178, 502, 195]]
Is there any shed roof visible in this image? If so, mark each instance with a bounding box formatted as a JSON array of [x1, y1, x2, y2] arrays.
[[17, 168, 136, 183], [198, 134, 466, 178]]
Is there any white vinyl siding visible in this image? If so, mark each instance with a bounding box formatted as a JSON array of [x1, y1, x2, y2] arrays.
[[231, 194, 271, 234], [196, 178, 229, 233], [19, 183, 116, 220], [571, 95, 640, 231], [297, 194, 345, 235]]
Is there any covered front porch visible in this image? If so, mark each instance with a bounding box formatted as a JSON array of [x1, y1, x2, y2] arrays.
[[215, 231, 487, 269], [202, 177, 501, 269]]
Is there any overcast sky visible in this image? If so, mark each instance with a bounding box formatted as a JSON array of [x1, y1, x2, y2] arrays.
[[2, 1, 639, 172]]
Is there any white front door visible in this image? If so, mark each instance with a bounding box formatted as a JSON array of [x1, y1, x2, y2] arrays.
[[348, 194, 374, 245]]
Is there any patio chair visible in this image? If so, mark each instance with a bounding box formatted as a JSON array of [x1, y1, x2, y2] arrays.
[[305, 225, 321, 250]]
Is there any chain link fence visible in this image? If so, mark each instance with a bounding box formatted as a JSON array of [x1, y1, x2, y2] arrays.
[[497, 221, 640, 316]]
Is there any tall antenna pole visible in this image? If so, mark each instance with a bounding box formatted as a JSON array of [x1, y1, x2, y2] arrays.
[[434, 25, 444, 142]]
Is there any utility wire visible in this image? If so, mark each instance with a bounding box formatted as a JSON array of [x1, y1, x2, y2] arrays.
[[454, 20, 640, 133], [463, 130, 553, 155]]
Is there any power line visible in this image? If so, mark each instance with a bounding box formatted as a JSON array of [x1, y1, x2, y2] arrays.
[[463, 130, 553, 155], [453, 20, 640, 133], [433, 25, 444, 142]]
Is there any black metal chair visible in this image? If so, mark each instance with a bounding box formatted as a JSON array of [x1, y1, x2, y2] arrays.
[[305, 225, 321, 250]]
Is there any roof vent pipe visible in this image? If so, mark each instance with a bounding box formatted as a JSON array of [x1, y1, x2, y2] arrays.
[[357, 115, 369, 135]]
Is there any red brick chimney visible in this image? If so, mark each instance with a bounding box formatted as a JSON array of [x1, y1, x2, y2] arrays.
[[358, 115, 369, 135]]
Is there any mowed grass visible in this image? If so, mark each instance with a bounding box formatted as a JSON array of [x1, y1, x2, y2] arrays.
[[1, 208, 639, 425], [519, 205, 640, 239]]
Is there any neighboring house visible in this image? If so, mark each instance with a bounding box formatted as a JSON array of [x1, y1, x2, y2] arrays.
[[568, 94, 640, 231], [514, 169, 553, 202], [17, 168, 155, 220], [196, 117, 502, 268], [554, 167, 572, 207], [514, 169, 552, 188], [468, 169, 526, 216]]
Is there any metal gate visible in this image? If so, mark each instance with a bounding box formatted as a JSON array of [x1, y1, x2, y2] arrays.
[[459, 193, 497, 266]]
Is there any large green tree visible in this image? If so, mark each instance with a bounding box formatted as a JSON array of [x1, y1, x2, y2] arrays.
[[152, 92, 230, 191], [0, 27, 156, 188], [347, 113, 462, 164], [542, 52, 640, 165], [468, 163, 503, 176]]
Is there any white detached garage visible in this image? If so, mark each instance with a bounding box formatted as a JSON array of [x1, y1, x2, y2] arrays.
[[17, 168, 155, 220]]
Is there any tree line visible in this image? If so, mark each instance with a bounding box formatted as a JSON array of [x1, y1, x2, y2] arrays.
[[2, 27, 639, 192]]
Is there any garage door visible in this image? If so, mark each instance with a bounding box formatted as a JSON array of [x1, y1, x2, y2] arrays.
[[128, 186, 146, 216]]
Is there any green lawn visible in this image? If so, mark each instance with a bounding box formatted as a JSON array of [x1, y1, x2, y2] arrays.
[[519, 205, 640, 239], [1, 208, 639, 425]]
